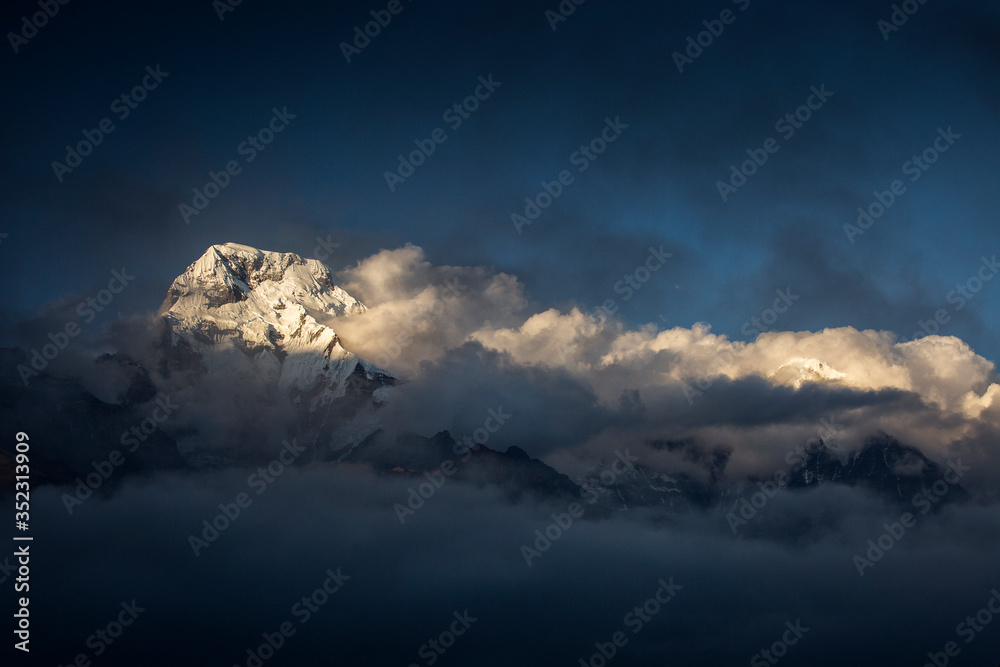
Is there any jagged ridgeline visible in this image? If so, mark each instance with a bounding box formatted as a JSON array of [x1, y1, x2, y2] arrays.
[[153, 243, 395, 462]]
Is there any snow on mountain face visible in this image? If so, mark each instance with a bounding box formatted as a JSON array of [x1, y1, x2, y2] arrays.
[[158, 243, 391, 412], [771, 357, 848, 389]]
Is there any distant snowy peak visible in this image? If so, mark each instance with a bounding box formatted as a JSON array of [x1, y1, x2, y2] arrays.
[[159, 242, 364, 318], [771, 357, 848, 389], [157, 243, 391, 413]]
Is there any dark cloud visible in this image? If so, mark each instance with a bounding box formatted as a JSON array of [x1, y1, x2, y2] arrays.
[[376, 342, 610, 455], [20, 469, 1000, 666]]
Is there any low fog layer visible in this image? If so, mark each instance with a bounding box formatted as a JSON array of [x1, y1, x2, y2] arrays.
[[22, 467, 1000, 666]]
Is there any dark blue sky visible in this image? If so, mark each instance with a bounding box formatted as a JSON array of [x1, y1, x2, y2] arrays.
[[3, 0, 999, 362]]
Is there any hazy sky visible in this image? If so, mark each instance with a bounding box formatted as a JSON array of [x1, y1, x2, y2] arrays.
[[2, 0, 999, 364]]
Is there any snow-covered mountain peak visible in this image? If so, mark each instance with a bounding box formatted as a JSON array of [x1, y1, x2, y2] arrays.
[[157, 243, 391, 415], [771, 357, 848, 389], [159, 242, 364, 318]]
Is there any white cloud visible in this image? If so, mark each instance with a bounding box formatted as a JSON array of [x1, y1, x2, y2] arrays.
[[324, 245, 999, 477]]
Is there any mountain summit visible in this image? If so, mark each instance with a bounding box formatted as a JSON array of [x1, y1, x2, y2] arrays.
[[158, 242, 392, 415]]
